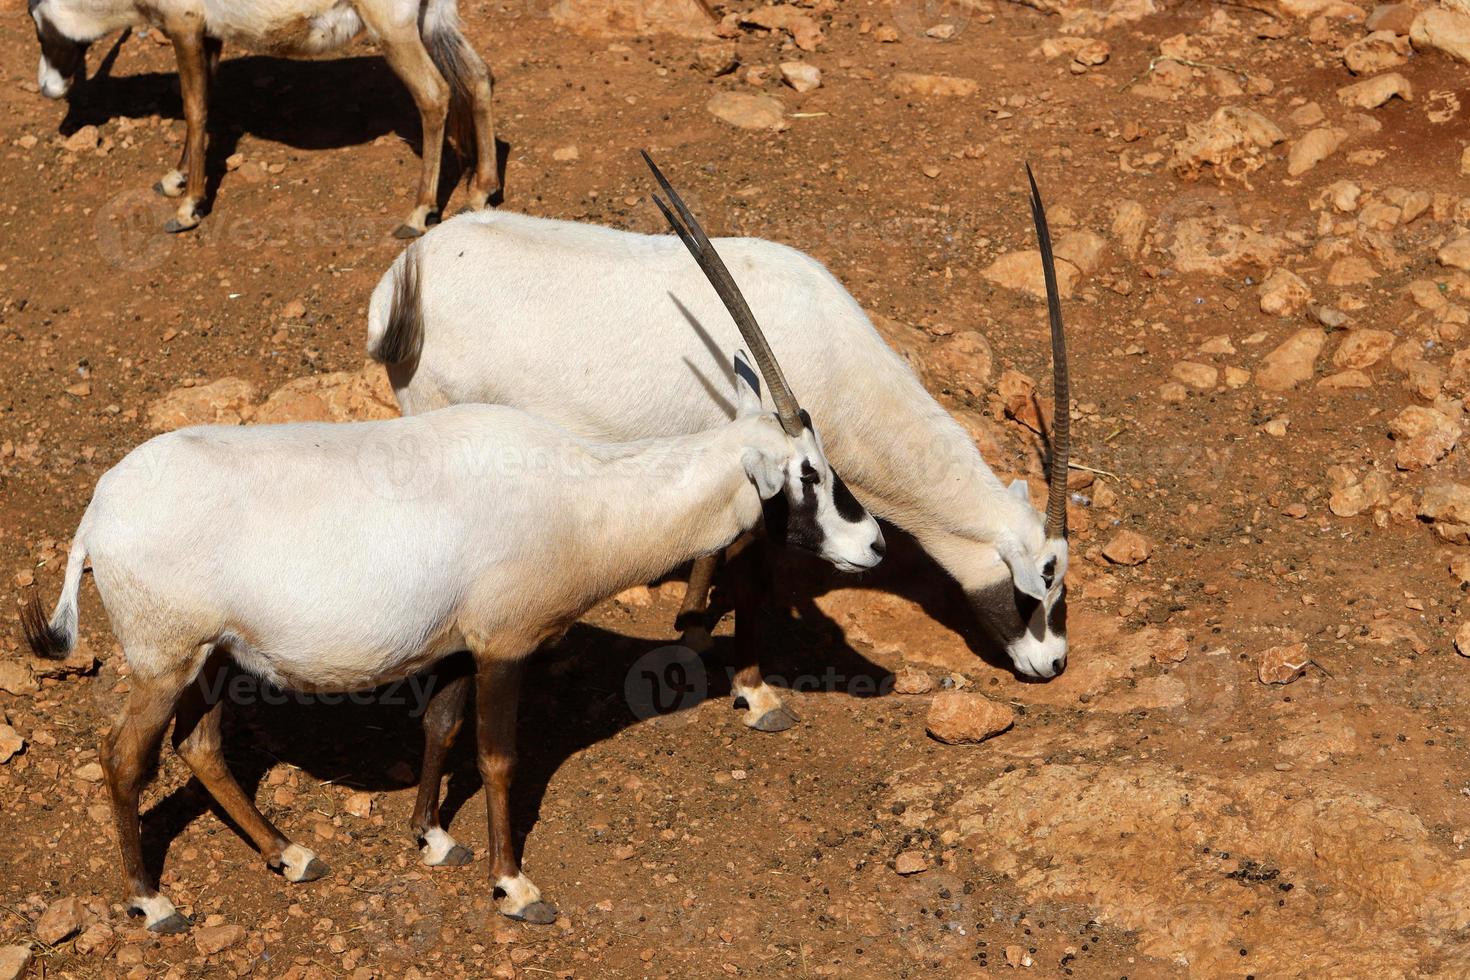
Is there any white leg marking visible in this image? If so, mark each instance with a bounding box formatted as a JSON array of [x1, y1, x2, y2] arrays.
[[158, 169, 186, 197], [735, 681, 782, 721], [421, 827, 459, 866], [495, 873, 542, 913], [131, 894, 178, 929], [281, 843, 319, 883]]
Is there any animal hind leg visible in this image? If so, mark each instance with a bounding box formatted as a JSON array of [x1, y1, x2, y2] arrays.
[[154, 36, 221, 201], [411, 655, 474, 867], [171, 653, 328, 884], [102, 652, 201, 933], [727, 536, 798, 733], [674, 553, 721, 654], [367, 16, 449, 238]]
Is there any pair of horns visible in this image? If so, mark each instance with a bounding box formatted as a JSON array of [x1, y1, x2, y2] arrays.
[[641, 153, 1070, 541]]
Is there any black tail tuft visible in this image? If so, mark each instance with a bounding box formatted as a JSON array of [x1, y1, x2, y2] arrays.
[[372, 250, 425, 366], [21, 589, 70, 660], [424, 21, 480, 180]]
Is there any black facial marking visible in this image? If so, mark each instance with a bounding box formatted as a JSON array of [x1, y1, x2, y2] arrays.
[[1041, 557, 1057, 589], [1047, 586, 1067, 636], [761, 462, 824, 554], [800, 460, 819, 485], [798, 409, 813, 431], [831, 469, 866, 523], [968, 578, 1028, 645]]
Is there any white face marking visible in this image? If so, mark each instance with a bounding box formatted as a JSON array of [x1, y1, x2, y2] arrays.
[[131, 893, 178, 928], [495, 873, 542, 914], [280, 843, 319, 882], [420, 828, 459, 866]]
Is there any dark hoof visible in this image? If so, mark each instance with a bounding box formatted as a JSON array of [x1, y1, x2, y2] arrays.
[[149, 912, 192, 935], [507, 901, 558, 925], [163, 216, 198, 234], [442, 844, 474, 866], [152, 180, 166, 196], [392, 223, 424, 240], [749, 705, 799, 733], [296, 857, 331, 882]]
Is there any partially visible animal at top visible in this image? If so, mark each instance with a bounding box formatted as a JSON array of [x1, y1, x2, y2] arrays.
[[366, 154, 1074, 734], [28, 0, 497, 236]]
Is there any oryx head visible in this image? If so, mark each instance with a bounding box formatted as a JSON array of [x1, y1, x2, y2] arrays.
[[645, 151, 886, 573], [968, 167, 1072, 679], [29, 0, 92, 99]]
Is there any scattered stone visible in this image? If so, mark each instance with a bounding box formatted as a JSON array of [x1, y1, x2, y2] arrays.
[[1258, 642, 1311, 684], [254, 363, 398, 424], [1457, 623, 1470, 657], [693, 41, 738, 75], [1368, 3, 1416, 34], [62, 125, 99, 153], [1102, 529, 1153, 565], [741, 4, 824, 51], [194, 923, 245, 956], [1256, 329, 1325, 390], [705, 91, 786, 130], [888, 72, 978, 97], [1171, 106, 1285, 180], [1439, 234, 1470, 271], [147, 377, 259, 431], [893, 667, 935, 695], [279, 298, 307, 319], [1389, 405, 1461, 470], [1172, 362, 1218, 389], [73, 923, 114, 956], [75, 762, 104, 782], [0, 663, 38, 697], [1327, 255, 1378, 286], [1333, 328, 1395, 369], [1337, 72, 1413, 109], [1259, 268, 1312, 316], [779, 61, 821, 93], [35, 897, 85, 945], [1410, 6, 1470, 67], [1055, 230, 1109, 276], [0, 725, 24, 764], [0, 946, 32, 980], [1344, 30, 1412, 73], [925, 692, 1015, 744], [1418, 484, 1470, 544], [343, 791, 373, 818], [1111, 199, 1148, 256], [894, 851, 929, 875], [1319, 369, 1373, 390], [1287, 126, 1348, 176], [551, 145, 579, 162], [1330, 470, 1391, 517]]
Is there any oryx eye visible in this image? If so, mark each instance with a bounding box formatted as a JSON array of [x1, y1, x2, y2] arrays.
[[1042, 557, 1057, 588]]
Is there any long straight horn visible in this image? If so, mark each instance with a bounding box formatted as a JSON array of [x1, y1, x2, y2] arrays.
[[642, 150, 805, 437], [1026, 164, 1070, 541]]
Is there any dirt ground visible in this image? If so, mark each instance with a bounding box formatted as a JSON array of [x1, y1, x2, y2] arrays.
[[4, 0, 1470, 976]]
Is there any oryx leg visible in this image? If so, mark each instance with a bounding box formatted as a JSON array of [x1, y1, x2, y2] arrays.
[[156, 36, 221, 200], [101, 653, 200, 933], [674, 553, 720, 654], [728, 536, 798, 733], [474, 656, 556, 924], [171, 654, 327, 885], [162, 26, 210, 232], [460, 47, 498, 210], [364, 14, 449, 238], [411, 656, 474, 867]]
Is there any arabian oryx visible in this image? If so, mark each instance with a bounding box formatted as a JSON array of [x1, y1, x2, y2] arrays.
[[366, 155, 1073, 734], [29, 0, 496, 236], [20, 228, 883, 930]]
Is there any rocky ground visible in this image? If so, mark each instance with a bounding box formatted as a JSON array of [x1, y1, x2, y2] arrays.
[[3, 0, 1470, 976]]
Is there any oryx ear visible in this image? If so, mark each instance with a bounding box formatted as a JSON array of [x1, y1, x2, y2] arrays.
[[732, 350, 763, 419], [741, 447, 785, 500], [997, 538, 1047, 601], [1007, 478, 1031, 504]]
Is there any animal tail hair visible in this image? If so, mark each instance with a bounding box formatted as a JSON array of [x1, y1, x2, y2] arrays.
[[21, 538, 85, 660], [421, 0, 484, 179], [370, 247, 425, 366]]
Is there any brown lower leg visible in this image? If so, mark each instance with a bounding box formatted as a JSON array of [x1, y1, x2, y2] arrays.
[[675, 553, 720, 651], [411, 658, 472, 840], [102, 670, 190, 906], [166, 27, 209, 229], [376, 30, 448, 235], [171, 656, 291, 865], [474, 658, 522, 883], [728, 536, 796, 731]]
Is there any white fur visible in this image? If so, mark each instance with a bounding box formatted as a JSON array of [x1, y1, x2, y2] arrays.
[[280, 842, 319, 882], [367, 210, 1069, 676], [130, 893, 179, 928], [32, 0, 368, 55], [495, 873, 541, 913], [420, 827, 459, 865]]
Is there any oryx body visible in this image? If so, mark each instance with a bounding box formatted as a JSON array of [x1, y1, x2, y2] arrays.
[[367, 167, 1073, 710], [29, 0, 496, 235]]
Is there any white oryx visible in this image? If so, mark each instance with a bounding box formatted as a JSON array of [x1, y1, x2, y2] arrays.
[[367, 155, 1073, 735], [21, 223, 883, 931], [28, 0, 495, 236]]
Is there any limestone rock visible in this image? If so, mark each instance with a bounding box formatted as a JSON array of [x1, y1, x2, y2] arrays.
[[1256, 329, 1325, 390], [194, 923, 245, 956], [779, 61, 821, 93], [1259, 268, 1312, 316], [741, 5, 824, 51], [1171, 107, 1285, 180], [925, 692, 1015, 744], [1287, 126, 1348, 176], [705, 91, 786, 130], [146, 378, 258, 432], [1410, 6, 1470, 66], [1258, 642, 1311, 684], [0, 725, 24, 764], [1333, 328, 1396, 369], [1337, 72, 1413, 109], [1329, 471, 1390, 516], [1419, 483, 1470, 526], [1389, 405, 1461, 470], [889, 72, 979, 97], [893, 668, 935, 695], [1344, 30, 1413, 73], [35, 897, 85, 946], [1102, 529, 1153, 565], [254, 363, 399, 424], [1440, 234, 1470, 271], [1172, 362, 1218, 389], [0, 947, 33, 980], [982, 249, 1080, 299]]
